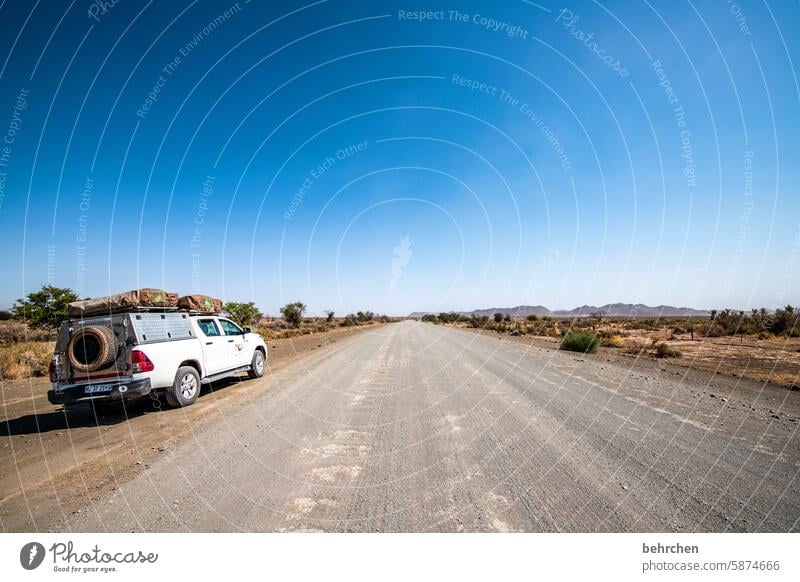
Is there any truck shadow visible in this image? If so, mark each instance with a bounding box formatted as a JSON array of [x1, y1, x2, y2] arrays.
[[0, 377, 244, 436]]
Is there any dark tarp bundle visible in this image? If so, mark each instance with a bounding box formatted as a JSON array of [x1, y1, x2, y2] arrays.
[[68, 288, 178, 317], [176, 294, 223, 313]]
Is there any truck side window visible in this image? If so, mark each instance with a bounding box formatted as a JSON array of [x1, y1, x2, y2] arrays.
[[197, 319, 221, 337], [218, 319, 243, 335]]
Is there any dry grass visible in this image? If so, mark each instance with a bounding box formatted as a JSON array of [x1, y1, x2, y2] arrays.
[[0, 321, 55, 344], [0, 341, 54, 379], [0, 317, 387, 380], [600, 334, 625, 348], [438, 316, 800, 388], [253, 317, 381, 341]]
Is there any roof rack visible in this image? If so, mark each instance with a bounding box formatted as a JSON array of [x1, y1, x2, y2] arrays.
[[70, 306, 225, 318]]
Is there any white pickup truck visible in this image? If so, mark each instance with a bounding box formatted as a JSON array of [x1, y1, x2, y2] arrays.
[[48, 310, 267, 408]]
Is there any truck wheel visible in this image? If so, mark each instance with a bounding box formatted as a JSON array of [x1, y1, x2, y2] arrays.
[[165, 366, 201, 408], [247, 349, 265, 379]]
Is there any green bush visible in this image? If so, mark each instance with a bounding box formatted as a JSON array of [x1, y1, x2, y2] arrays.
[[224, 301, 263, 327], [12, 285, 79, 328], [280, 301, 306, 328], [559, 330, 599, 354]]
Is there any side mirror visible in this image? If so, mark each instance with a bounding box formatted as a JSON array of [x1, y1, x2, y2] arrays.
[[242, 327, 251, 334]]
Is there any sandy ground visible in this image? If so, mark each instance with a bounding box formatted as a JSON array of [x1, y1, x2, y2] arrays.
[[10, 321, 797, 533], [459, 326, 800, 388], [0, 323, 379, 532]]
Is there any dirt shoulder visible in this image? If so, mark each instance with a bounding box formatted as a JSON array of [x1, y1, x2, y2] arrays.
[[457, 326, 800, 417], [0, 323, 380, 532]]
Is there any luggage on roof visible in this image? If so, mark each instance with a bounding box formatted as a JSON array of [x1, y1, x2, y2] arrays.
[[176, 294, 223, 313], [68, 288, 178, 317]]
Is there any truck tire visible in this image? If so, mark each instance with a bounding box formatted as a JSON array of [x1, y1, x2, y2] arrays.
[[247, 349, 265, 379], [67, 325, 117, 373], [165, 366, 201, 408]]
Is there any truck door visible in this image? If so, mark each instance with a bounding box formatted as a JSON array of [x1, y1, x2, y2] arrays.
[[218, 318, 250, 368], [195, 318, 228, 374]]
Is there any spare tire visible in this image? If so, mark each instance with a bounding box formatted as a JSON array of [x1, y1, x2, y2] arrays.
[[68, 325, 117, 373]]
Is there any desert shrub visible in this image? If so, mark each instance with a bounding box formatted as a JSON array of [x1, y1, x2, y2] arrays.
[[572, 318, 593, 330], [341, 314, 358, 326], [493, 313, 503, 323], [437, 312, 461, 324], [468, 315, 488, 328], [625, 341, 647, 355], [600, 335, 625, 348], [325, 310, 335, 323], [280, 301, 306, 328], [768, 305, 798, 336], [224, 301, 263, 327], [0, 341, 54, 379], [355, 311, 374, 322], [526, 314, 538, 321], [672, 326, 686, 335], [559, 330, 599, 354], [0, 310, 13, 321], [654, 342, 682, 358], [421, 314, 439, 324], [12, 285, 79, 329], [639, 318, 661, 331]]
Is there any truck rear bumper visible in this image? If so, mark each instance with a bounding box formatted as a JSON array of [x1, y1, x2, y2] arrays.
[[48, 378, 152, 405]]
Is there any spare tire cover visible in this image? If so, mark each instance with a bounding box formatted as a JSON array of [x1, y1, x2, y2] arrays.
[[67, 325, 117, 373]]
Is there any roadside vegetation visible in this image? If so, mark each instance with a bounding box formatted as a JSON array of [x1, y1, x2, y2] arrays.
[[0, 285, 392, 380], [418, 306, 800, 387], [255, 304, 391, 341], [224, 301, 263, 327], [559, 330, 599, 354]]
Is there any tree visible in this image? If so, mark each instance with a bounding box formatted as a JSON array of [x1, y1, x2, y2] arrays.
[[493, 312, 504, 323], [12, 285, 79, 328], [324, 310, 335, 323], [280, 301, 306, 328], [224, 301, 263, 327]]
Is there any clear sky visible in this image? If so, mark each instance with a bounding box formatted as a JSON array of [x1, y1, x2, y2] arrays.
[[0, 0, 797, 316]]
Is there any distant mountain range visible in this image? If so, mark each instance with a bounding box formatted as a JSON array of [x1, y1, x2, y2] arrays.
[[408, 303, 711, 318]]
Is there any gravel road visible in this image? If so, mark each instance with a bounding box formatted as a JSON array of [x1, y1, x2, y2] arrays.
[[62, 321, 800, 532]]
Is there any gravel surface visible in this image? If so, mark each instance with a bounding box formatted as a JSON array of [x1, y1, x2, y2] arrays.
[[59, 321, 800, 532]]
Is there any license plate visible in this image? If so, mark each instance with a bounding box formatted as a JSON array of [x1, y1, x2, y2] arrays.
[[85, 384, 114, 394]]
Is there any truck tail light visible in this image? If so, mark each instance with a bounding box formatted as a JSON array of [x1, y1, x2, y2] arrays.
[[48, 358, 58, 382], [131, 350, 154, 373]]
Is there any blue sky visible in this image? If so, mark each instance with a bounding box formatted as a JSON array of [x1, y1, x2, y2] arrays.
[[0, 0, 797, 316]]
